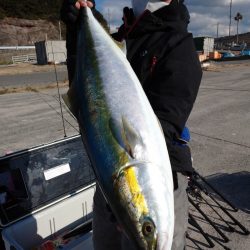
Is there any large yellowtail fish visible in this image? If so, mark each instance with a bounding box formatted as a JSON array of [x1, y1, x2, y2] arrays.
[[64, 5, 174, 250]]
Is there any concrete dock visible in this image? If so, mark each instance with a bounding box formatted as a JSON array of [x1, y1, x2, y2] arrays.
[[0, 60, 249, 249]]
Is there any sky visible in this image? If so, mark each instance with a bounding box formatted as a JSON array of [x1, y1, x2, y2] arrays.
[[95, 0, 250, 38]]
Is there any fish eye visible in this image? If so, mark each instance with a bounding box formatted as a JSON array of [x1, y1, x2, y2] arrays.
[[142, 221, 155, 236]]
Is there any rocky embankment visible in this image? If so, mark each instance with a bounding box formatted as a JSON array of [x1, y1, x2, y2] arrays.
[[0, 17, 63, 46]]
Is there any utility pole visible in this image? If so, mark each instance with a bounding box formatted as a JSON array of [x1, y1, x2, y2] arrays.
[[107, 8, 111, 33], [217, 22, 220, 38], [229, 0, 232, 37], [59, 21, 62, 41]]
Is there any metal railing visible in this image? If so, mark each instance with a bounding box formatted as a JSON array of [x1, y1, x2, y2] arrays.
[[12, 54, 37, 64], [0, 46, 35, 50]]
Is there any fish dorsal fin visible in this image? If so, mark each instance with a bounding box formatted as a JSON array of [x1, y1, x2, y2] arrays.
[[121, 117, 144, 159]]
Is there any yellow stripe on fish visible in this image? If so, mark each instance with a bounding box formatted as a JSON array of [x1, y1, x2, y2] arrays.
[[124, 167, 149, 216]]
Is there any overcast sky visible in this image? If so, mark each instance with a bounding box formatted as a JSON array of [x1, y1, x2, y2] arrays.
[[95, 0, 250, 38]]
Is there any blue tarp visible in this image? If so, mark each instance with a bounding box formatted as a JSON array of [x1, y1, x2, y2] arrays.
[[240, 50, 250, 56]]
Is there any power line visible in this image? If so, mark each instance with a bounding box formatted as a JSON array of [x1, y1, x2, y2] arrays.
[[36, 92, 79, 133]]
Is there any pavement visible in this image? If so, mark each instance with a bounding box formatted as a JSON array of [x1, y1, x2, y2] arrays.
[[0, 64, 68, 88], [0, 60, 249, 249], [186, 60, 250, 250]]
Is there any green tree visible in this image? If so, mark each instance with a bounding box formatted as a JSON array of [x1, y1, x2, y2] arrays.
[[0, 0, 108, 27], [234, 12, 243, 44], [0, 0, 63, 20]]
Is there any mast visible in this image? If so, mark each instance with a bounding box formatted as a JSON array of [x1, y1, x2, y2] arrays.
[[229, 0, 232, 37]]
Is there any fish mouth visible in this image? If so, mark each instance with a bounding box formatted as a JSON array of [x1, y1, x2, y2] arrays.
[[156, 232, 170, 250]]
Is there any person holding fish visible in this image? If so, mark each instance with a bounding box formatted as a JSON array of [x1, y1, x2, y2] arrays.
[[61, 0, 202, 249]]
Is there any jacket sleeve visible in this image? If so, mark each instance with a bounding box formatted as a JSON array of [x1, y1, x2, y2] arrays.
[[146, 35, 202, 172], [60, 0, 78, 85], [146, 34, 202, 141], [60, 0, 96, 86]]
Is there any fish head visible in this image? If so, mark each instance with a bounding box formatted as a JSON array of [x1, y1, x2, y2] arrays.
[[115, 185, 173, 250], [113, 161, 173, 250], [115, 201, 158, 250], [139, 216, 172, 250]]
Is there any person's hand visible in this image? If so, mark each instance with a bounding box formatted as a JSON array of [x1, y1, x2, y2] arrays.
[[61, 0, 94, 24], [75, 0, 93, 9]]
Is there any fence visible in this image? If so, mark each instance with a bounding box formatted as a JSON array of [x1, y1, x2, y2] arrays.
[[0, 46, 35, 50], [12, 54, 37, 64]]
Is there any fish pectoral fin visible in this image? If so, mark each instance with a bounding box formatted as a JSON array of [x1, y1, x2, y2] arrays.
[[109, 117, 125, 149], [122, 117, 145, 159], [109, 117, 145, 159]]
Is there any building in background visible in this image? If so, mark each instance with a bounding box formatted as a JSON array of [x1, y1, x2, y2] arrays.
[[35, 40, 66, 65]]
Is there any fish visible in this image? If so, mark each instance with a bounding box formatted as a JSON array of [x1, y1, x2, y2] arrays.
[[63, 6, 174, 250]]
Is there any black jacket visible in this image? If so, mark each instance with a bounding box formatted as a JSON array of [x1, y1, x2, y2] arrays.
[[124, 3, 202, 173], [61, 0, 202, 173], [60, 0, 107, 85]]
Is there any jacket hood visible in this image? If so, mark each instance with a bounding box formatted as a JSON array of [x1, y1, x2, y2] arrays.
[[127, 1, 189, 38], [132, 0, 171, 17]]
